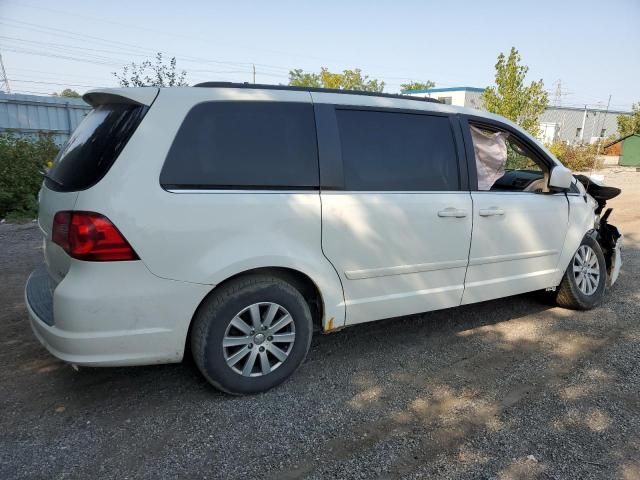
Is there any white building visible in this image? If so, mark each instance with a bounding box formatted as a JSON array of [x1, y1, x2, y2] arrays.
[[407, 86, 485, 109], [538, 106, 624, 145], [403, 86, 630, 144]]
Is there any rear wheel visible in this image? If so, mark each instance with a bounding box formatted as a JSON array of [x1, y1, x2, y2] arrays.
[[191, 275, 313, 395], [555, 235, 607, 310]]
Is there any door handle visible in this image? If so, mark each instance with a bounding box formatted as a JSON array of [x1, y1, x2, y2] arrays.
[[438, 208, 467, 218], [479, 207, 505, 217]]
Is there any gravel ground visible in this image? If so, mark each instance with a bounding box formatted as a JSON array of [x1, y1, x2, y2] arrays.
[[1, 169, 639, 480]]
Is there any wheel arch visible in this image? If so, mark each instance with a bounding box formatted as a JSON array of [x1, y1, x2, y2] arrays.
[[184, 266, 327, 357], [554, 196, 597, 286], [556, 227, 597, 283]]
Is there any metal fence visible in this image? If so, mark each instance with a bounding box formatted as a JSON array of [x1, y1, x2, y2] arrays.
[[0, 92, 91, 145]]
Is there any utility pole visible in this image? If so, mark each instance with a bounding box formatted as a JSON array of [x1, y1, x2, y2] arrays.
[[252, 64, 256, 84], [595, 95, 612, 155], [0, 53, 11, 93], [580, 105, 587, 143], [587, 95, 612, 186]]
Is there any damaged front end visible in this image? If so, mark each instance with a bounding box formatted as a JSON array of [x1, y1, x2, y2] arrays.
[[597, 208, 623, 286], [575, 175, 623, 286]]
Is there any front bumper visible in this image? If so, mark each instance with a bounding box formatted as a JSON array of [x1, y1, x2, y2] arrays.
[[25, 261, 211, 367]]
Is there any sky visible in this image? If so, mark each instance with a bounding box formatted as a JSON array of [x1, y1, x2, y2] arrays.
[[1, 0, 638, 110]]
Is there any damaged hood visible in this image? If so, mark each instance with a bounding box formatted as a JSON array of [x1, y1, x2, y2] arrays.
[[574, 174, 621, 214]]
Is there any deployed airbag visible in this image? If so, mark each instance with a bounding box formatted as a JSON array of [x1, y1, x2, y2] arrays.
[[470, 126, 508, 190]]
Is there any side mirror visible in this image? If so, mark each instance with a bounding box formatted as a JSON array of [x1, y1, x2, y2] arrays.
[[549, 165, 573, 191]]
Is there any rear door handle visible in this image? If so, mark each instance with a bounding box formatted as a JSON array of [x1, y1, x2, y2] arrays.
[[479, 207, 505, 217], [438, 208, 467, 218]]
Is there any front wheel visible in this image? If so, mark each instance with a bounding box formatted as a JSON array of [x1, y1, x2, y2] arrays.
[[555, 235, 607, 310], [191, 275, 313, 395]]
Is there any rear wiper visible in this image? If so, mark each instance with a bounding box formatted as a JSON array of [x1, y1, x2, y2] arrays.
[[39, 170, 66, 188]]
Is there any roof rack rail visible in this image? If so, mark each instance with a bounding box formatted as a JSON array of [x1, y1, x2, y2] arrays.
[[193, 81, 442, 104]]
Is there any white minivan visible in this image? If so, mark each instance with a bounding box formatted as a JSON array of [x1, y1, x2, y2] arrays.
[[26, 83, 622, 394]]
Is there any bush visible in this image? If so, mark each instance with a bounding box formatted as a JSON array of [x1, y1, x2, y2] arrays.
[[547, 141, 602, 172], [0, 133, 59, 221]]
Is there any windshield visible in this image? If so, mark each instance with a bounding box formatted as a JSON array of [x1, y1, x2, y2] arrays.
[[45, 103, 147, 192]]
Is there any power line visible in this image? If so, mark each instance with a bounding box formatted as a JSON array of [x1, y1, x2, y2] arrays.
[[0, 34, 152, 60], [0, 19, 271, 70], [0, 19, 492, 94], [1, 15, 633, 107], [1, 46, 123, 67], [8, 78, 101, 88], [1, 1, 386, 68], [0, 17, 448, 84], [10, 66, 116, 82], [0, 18, 154, 56]]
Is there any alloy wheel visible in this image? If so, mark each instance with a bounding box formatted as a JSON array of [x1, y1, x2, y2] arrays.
[[573, 245, 600, 296], [222, 302, 296, 377]]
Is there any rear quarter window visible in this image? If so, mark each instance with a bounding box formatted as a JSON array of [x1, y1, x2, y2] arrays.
[[160, 101, 319, 189], [46, 103, 147, 192]]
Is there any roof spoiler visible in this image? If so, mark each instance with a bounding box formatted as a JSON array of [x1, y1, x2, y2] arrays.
[[82, 87, 159, 107]]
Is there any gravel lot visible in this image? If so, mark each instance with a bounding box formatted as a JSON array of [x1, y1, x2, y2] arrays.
[[1, 169, 639, 480]]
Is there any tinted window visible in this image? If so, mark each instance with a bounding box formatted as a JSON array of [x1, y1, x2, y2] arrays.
[[160, 102, 318, 189], [336, 109, 459, 191], [46, 104, 147, 192]]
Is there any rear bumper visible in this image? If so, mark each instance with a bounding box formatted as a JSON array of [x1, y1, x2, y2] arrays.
[[25, 261, 211, 367]]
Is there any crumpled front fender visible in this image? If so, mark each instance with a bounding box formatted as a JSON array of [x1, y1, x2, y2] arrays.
[[595, 209, 623, 287]]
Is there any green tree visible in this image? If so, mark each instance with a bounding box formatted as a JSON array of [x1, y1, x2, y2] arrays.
[[547, 141, 600, 171], [617, 102, 640, 137], [52, 88, 81, 98], [481, 47, 548, 136], [288, 69, 322, 88], [113, 52, 188, 87], [288, 67, 384, 92], [400, 80, 435, 92], [0, 133, 59, 221]]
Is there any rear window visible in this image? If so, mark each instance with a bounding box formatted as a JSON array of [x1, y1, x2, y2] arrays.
[[336, 109, 459, 191], [45, 103, 147, 192], [160, 101, 319, 189]]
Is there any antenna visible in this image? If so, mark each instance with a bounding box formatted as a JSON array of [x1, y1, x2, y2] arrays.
[[0, 53, 11, 93]]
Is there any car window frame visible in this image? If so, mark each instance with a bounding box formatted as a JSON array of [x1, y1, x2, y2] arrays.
[[45, 103, 148, 192], [159, 100, 320, 191], [459, 115, 559, 193], [315, 104, 468, 192]]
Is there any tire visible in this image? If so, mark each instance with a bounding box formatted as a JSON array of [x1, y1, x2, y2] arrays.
[[191, 274, 313, 395], [555, 235, 607, 310]]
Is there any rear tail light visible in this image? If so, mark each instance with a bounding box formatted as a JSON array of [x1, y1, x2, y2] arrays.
[[52, 211, 139, 261]]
